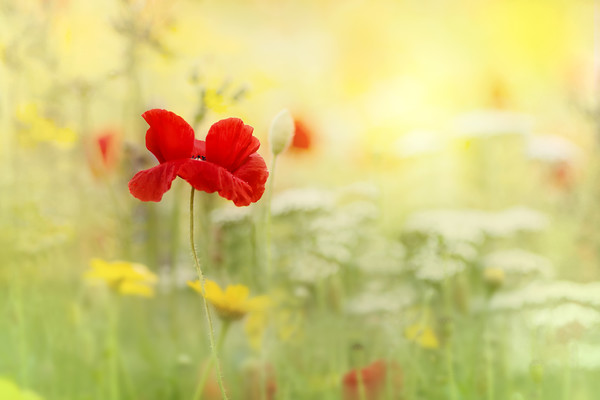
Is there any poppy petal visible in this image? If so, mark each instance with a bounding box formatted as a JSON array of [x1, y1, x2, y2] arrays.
[[179, 156, 268, 206], [142, 109, 195, 163], [231, 153, 269, 204], [206, 118, 260, 172], [193, 139, 206, 158], [128, 160, 187, 202]]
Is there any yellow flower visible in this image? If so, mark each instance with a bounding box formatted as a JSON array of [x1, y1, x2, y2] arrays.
[[203, 89, 228, 113], [85, 258, 158, 298], [244, 310, 269, 351], [187, 279, 269, 321], [405, 323, 440, 349], [15, 103, 77, 148]]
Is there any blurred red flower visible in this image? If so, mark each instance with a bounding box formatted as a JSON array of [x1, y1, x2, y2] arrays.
[[291, 119, 312, 150], [342, 360, 402, 400], [128, 109, 268, 206], [87, 129, 120, 177]]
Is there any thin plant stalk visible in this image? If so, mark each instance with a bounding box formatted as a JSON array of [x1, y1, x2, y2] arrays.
[[193, 321, 231, 400], [189, 188, 228, 400], [442, 256, 459, 400], [107, 299, 120, 400], [356, 371, 368, 400], [483, 300, 494, 400], [264, 155, 277, 286]]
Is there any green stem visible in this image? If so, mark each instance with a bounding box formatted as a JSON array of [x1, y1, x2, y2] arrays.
[[357, 369, 368, 400], [563, 343, 573, 400], [442, 257, 458, 400], [108, 299, 120, 400], [189, 188, 228, 400], [481, 298, 494, 400], [265, 155, 277, 287], [193, 321, 231, 400]]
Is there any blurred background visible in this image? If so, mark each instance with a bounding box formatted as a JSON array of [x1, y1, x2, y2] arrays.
[[1, 0, 599, 399]]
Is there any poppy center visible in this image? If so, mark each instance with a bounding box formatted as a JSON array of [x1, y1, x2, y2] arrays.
[[192, 155, 206, 161]]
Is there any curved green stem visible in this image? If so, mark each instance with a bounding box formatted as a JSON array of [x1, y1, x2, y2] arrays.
[[193, 321, 231, 400], [265, 155, 277, 287], [108, 298, 120, 400], [189, 188, 228, 400], [357, 370, 368, 400]]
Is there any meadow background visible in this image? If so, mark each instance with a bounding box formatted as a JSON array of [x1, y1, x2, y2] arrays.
[[2, 0, 600, 399]]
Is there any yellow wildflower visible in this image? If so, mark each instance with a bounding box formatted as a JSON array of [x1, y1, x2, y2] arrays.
[[244, 310, 269, 351], [85, 258, 158, 298], [187, 279, 269, 321], [405, 323, 440, 349], [203, 89, 228, 113], [15, 103, 76, 148]]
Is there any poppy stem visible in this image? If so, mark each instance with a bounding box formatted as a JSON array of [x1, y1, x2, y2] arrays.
[[193, 321, 231, 400], [265, 155, 277, 286], [189, 187, 229, 400]]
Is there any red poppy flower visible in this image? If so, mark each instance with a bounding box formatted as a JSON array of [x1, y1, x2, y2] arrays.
[[87, 129, 120, 177], [291, 119, 313, 150], [128, 109, 268, 206], [342, 360, 402, 400]]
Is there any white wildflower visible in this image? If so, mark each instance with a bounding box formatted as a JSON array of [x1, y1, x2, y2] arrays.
[[415, 258, 466, 282], [445, 240, 478, 261], [491, 281, 600, 311], [483, 207, 549, 237], [483, 249, 554, 278], [211, 206, 251, 226], [404, 207, 549, 242], [346, 286, 416, 315], [271, 188, 335, 216], [356, 237, 405, 274], [314, 238, 352, 264], [404, 209, 487, 244], [530, 303, 600, 330], [526, 135, 581, 163], [288, 254, 339, 283], [452, 109, 534, 138]]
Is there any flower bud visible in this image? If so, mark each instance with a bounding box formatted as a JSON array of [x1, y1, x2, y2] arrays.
[[269, 109, 295, 156], [483, 267, 505, 292]]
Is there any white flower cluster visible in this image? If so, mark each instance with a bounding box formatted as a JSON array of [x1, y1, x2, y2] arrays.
[[526, 134, 581, 163], [452, 109, 534, 138], [271, 188, 336, 216], [408, 237, 471, 282], [483, 249, 554, 278], [287, 253, 340, 283], [404, 206, 549, 244], [355, 237, 405, 275], [404, 209, 487, 244], [346, 285, 415, 315], [530, 303, 600, 330], [415, 257, 466, 282], [485, 207, 549, 237], [491, 281, 600, 311], [211, 205, 251, 226]]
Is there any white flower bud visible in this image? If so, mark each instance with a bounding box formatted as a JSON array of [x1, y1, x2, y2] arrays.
[[269, 109, 295, 156]]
